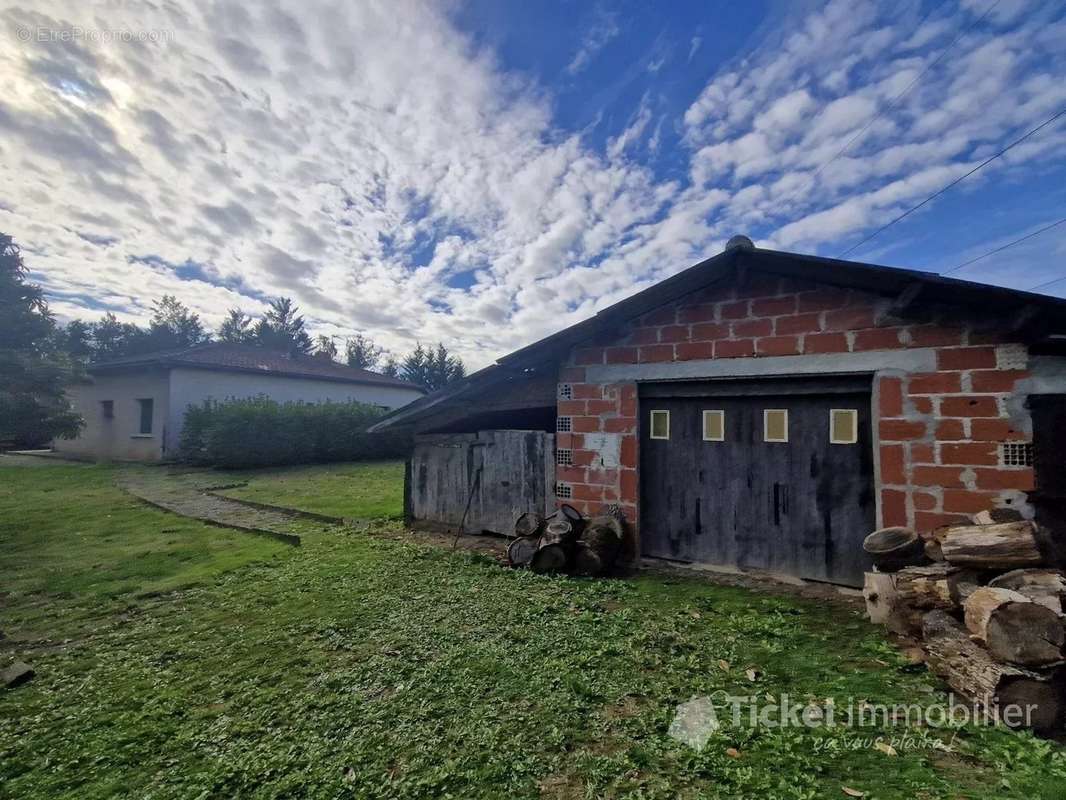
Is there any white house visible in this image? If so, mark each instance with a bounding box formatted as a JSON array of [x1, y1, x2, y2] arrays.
[[54, 343, 426, 461]]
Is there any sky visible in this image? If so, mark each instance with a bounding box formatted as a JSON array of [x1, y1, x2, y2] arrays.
[[2, 0, 1065, 369]]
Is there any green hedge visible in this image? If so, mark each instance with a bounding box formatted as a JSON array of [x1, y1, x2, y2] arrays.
[[178, 396, 410, 468]]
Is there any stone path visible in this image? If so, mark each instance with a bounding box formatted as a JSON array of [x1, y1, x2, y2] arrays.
[[116, 468, 308, 545]]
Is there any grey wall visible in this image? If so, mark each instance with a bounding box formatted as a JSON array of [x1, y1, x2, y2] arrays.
[[55, 370, 170, 461]]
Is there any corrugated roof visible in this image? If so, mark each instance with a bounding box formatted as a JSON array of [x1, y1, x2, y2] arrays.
[[90, 342, 425, 392]]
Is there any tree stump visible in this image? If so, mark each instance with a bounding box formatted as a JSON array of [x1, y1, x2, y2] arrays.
[[922, 610, 1065, 731], [940, 521, 1043, 569], [863, 527, 926, 571], [964, 587, 1065, 667]]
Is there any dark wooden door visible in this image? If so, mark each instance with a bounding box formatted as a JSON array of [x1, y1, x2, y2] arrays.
[[640, 381, 875, 586]]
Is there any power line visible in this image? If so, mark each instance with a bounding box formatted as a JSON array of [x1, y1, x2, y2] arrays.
[[941, 216, 1066, 276], [807, 0, 996, 188], [836, 106, 1066, 258]]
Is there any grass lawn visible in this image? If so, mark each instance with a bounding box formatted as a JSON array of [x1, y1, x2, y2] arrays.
[[2, 463, 1065, 799], [217, 459, 404, 520]]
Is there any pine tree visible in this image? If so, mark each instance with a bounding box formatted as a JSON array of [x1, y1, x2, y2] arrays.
[[345, 334, 383, 370], [400, 342, 465, 390], [314, 334, 338, 360], [145, 294, 209, 351], [254, 297, 313, 355], [0, 233, 82, 445], [218, 308, 254, 343], [380, 357, 400, 378]]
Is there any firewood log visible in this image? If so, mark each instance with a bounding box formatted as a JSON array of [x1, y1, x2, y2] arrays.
[[513, 512, 544, 539], [863, 572, 920, 635], [940, 521, 1044, 569], [971, 508, 1025, 525], [989, 569, 1066, 613], [863, 527, 927, 571], [507, 535, 539, 568], [573, 524, 622, 577], [895, 563, 976, 611], [922, 610, 1065, 732], [964, 587, 1065, 668], [530, 524, 575, 574]]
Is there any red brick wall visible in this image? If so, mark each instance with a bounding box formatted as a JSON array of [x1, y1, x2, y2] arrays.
[[555, 274, 1035, 542]]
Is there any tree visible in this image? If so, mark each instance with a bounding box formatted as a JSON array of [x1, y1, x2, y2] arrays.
[[0, 233, 82, 445], [400, 342, 465, 391], [345, 333, 383, 370], [218, 308, 254, 343], [314, 334, 338, 360], [89, 312, 143, 361], [253, 297, 313, 355], [59, 319, 93, 363], [147, 294, 209, 350], [380, 356, 399, 378]]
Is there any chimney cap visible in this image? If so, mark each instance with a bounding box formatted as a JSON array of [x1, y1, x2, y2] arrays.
[[725, 234, 755, 251]]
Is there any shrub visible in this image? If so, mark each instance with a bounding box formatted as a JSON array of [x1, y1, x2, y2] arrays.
[[178, 396, 411, 468]]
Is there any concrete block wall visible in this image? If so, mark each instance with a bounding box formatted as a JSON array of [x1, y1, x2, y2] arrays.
[[554, 274, 1035, 536]]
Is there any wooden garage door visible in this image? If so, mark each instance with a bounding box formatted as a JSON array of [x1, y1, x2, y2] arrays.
[[639, 379, 875, 586]]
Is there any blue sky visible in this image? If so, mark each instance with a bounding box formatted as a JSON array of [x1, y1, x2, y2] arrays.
[[2, 0, 1065, 367]]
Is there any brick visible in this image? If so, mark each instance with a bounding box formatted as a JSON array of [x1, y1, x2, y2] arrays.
[[555, 466, 586, 483], [879, 377, 903, 417], [880, 444, 905, 484], [574, 347, 605, 365], [804, 332, 849, 354], [642, 307, 676, 326], [943, 490, 999, 514], [715, 339, 755, 358], [974, 468, 1035, 491], [798, 288, 851, 312], [913, 491, 938, 511], [934, 419, 966, 440], [915, 511, 970, 532], [620, 469, 638, 503], [571, 417, 601, 433], [605, 346, 638, 364], [571, 483, 604, 501], [719, 300, 750, 319], [881, 489, 908, 527], [676, 341, 715, 360], [586, 468, 619, 486], [604, 417, 636, 433], [751, 296, 797, 317], [619, 384, 637, 416], [911, 443, 935, 463], [940, 396, 999, 417], [756, 336, 800, 356], [572, 449, 596, 467], [913, 466, 965, 488], [970, 418, 1025, 441], [939, 442, 998, 465], [559, 367, 585, 382], [586, 399, 615, 415], [880, 419, 927, 440], [572, 383, 602, 400], [626, 328, 660, 346], [620, 436, 637, 468], [775, 313, 822, 335], [970, 370, 1028, 393], [825, 306, 877, 331], [691, 322, 730, 340], [558, 399, 586, 416], [638, 345, 674, 363], [937, 346, 997, 370], [732, 318, 773, 338], [659, 325, 691, 343], [908, 326, 965, 347], [678, 303, 717, 323], [854, 327, 904, 351], [911, 396, 933, 414], [908, 372, 962, 394]]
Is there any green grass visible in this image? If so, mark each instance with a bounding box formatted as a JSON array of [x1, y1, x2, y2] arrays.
[[2, 463, 1065, 799], [218, 459, 405, 520]]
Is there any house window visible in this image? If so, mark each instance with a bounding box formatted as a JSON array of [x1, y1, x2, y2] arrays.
[[764, 409, 788, 443], [1001, 442, 1034, 467], [137, 398, 154, 435], [702, 410, 725, 441], [556, 448, 573, 466], [830, 409, 858, 444], [555, 483, 573, 499], [558, 383, 573, 400], [557, 416, 572, 433], [100, 400, 114, 420], [649, 410, 670, 440]]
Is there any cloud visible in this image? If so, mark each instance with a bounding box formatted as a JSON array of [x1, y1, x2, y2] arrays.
[[566, 7, 620, 75]]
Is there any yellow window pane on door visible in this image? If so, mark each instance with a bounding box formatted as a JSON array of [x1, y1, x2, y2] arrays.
[[703, 410, 724, 441], [830, 409, 858, 444], [764, 409, 788, 442], [650, 410, 670, 440]]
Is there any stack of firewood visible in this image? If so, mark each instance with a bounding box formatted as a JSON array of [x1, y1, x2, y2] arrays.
[[506, 505, 624, 577], [863, 509, 1066, 732]]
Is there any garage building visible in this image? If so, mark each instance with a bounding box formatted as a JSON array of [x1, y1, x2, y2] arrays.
[[372, 239, 1066, 586]]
